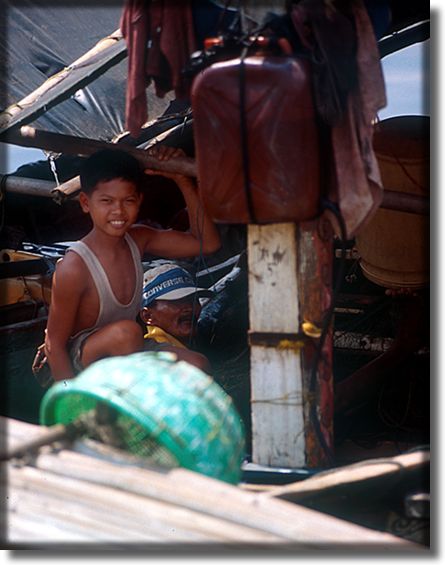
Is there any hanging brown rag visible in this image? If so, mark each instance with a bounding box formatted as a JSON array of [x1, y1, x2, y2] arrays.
[[290, 0, 387, 237]]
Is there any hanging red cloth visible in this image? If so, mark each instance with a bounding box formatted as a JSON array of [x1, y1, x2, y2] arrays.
[[120, 0, 196, 138], [290, 0, 387, 238]]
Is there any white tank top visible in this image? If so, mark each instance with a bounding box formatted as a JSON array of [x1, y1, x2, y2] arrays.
[[67, 233, 143, 332]]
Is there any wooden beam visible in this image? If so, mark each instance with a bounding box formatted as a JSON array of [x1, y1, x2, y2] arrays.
[[247, 219, 335, 469], [0, 29, 127, 136], [4, 418, 424, 548], [4, 125, 429, 215], [263, 450, 430, 503], [5, 125, 197, 176], [4, 126, 121, 157], [248, 223, 307, 468], [297, 218, 335, 468], [2, 126, 197, 201]]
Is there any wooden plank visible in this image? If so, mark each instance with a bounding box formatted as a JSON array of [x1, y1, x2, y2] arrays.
[[7, 471, 165, 543], [248, 223, 299, 332], [250, 347, 306, 467], [3, 126, 197, 200], [297, 219, 334, 467], [29, 449, 418, 548], [263, 450, 430, 503], [8, 126, 197, 177], [247, 223, 306, 468], [2, 418, 422, 548], [7, 465, 281, 544], [0, 29, 126, 135], [247, 220, 335, 468]]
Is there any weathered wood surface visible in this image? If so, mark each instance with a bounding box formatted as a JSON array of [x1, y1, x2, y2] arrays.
[[3, 126, 196, 201], [263, 450, 430, 503], [247, 220, 336, 469], [247, 223, 306, 468], [7, 127, 197, 186], [297, 219, 334, 467], [1, 417, 422, 548]]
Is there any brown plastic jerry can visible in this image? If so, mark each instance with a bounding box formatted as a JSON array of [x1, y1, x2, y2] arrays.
[[191, 55, 321, 224]]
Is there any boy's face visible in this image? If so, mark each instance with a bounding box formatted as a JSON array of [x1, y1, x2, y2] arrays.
[[142, 296, 202, 341], [79, 178, 142, 237]]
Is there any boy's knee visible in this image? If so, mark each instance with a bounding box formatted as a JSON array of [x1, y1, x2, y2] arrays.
[[176, 349, 211, 374], [111, 320, 144, 351]]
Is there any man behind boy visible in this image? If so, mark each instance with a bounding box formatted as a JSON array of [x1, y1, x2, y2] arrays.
[[140, 261, 213, 372], [44, 146, 220, 381]]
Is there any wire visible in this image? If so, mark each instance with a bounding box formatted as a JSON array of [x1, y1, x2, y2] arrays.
[[188, 195, 212, 349]]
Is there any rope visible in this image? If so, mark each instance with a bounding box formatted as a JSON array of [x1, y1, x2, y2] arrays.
[[251, 390, 317, 407]]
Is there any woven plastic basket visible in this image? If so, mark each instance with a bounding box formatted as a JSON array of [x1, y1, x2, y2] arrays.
[[40, 351, 245, 484]]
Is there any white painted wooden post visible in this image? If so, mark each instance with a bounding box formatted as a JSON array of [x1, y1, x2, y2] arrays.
[[248, 222, 306, 467]]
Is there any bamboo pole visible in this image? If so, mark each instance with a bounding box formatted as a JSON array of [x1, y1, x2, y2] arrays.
[[0, 175, 56, 198], [4, 418, 424, 548], [2, 168, 429, 216], [31, 447, 417, 547], [2, 126, 429, 213], [8, 465, 281, 544], [0, 29, 126, 135], [0, 422, 82, 462]]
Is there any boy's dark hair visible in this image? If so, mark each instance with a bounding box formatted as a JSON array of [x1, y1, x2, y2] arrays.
[[80, 149, 144, 194]]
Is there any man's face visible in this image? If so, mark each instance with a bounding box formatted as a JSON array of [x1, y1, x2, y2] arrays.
[[142, 296, 202, 341]]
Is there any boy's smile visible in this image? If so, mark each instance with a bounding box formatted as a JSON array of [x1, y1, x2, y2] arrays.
[[80, 178, 142, 237]]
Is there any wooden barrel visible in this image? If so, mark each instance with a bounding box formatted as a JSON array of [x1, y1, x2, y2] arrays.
[[355, 116, 429, 289]]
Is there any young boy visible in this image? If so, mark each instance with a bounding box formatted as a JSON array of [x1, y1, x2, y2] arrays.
[[44, 146, 221, 382]]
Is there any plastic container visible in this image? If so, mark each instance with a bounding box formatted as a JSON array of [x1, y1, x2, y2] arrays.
[[356, 116, 429, 289], [191, 55, 320, 224], [40, 351, 245, 484], [0, 249, 51, 307]]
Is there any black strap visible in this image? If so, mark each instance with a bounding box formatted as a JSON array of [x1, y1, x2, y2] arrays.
[[238, 48, 257, 224]]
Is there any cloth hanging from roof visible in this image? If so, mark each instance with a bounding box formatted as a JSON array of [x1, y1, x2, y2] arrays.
[[291, 0, 387, 238], [120, 0, 196, 138]]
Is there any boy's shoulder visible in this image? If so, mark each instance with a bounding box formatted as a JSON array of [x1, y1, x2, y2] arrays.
[[54, 248, 89, 285]]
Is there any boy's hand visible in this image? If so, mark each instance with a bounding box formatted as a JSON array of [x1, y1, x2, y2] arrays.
[[144, 145, 187, 181]]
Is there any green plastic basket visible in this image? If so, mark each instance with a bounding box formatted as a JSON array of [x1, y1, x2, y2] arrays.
[[40, 351, 245, 484]]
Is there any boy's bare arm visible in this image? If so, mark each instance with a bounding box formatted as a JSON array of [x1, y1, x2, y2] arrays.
[[174, 174, 221, 252], [45, 255, 86, 381], [137, 146, 221, 258]]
